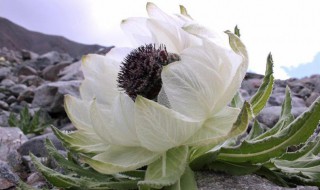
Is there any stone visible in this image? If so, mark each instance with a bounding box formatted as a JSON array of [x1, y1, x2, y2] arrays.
[[1, 78, 15, 88], [0, 160, 20, 189], [42, 61, 71, 81], [9, 84, 28, 96], [0, 67, 11, 81], [268, 93, 306, 107], [0, 100, 9, 110], [21, 49, 38, 61], [0, 93, 5, 100], [306, 92, 320, 107], [18, 133, 65, 157], [20, 75, 45, 87], [59, 61, 83, 81], [195, 171, 317, 190], [32, 80, 81, 113], [297, 87, 312, 99], [0, 127, 28, 161], [6, 95, 16, 105], [16, 65, 38, 76], [17, 88, 35, 103], [26, 172, 47, 189], [257, 106, 307, 128], [241, 78, 262, 96], [0, 111, 10, 127]]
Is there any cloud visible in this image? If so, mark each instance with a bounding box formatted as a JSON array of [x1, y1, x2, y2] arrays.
[[283, 52, 320, 78]]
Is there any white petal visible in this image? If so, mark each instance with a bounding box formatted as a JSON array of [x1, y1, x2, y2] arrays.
[[82, 146, 160, 174], [213, 33, 249, 113], [162, 52, 224, 120], [90, 95, 140, 147], [80, 54, 120, 106], [53, 127, 107, 154], [146, 2, 189, 27], [89, 100, 114, 144], [64, 95, 93, 132], [121, 17, 154, 46], [146, 19, 201, 54], [135, 96, 201, 152], [105, 47, 132, 62], [185, 106, 240, 146]]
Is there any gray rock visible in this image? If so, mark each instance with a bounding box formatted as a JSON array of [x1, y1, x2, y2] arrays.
[[0, 111, 10, 127], [59, 61, 83, 81], [32, 80, 81, 113], [17, 65, 38, 76], [257, 106, 307, 128], [0, 160, 20, 189], [42, 61, 71, 81], [241, 78, 262, 96], [17, 88, 35, 103], [0, 100, 9, 110], [0, 127, 28, 161], [27, 172, 47, 189], [297, 88, 312, 99], [268, 94, 306, 107], [0, 67, 11, 81], [196, 171, 317, 190], [6, 95, 16, 105], [1, 79, 15, 88], [9, 84, 28, 96], [0, 93, 5, 100], [18, 133, 65, 157], [20, 75, 45, 87], [306, 92, 320, 107]]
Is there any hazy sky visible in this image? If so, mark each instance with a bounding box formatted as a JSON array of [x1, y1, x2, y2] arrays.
[[1, 0, 320, 79]]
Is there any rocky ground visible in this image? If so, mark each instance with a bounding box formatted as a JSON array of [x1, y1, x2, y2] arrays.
[[0, 47, 319, 189]]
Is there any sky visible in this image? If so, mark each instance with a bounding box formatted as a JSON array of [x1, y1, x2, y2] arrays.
[[1, 0, 320, 79]]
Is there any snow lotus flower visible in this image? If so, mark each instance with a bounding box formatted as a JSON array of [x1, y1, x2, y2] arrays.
[[55, 3, 248, 175]]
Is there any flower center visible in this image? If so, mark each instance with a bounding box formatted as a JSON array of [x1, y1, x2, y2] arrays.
[[117, 44, 180, 100]]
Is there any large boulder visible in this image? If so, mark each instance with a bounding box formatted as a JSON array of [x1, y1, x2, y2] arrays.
[[31, 80, 81, 113]]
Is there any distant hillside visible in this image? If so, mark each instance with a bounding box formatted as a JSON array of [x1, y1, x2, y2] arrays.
[[0, 17, 112, 58]]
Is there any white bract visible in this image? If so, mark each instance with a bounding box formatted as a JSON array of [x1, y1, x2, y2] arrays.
[[60, 3, 248, 174]]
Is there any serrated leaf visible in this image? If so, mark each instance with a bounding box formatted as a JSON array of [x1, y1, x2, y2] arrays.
[[246, 120, 265, 140], [31, 153, 139, 189], [190, 102, 251, 170], [45, 139, 113, 181], [217, 97, 320, 163], [138, 146, 188, 189], [208, 160, 260, 175], [252, 86, 294, 140], [231, 91, 244, 108], [277, 137, 320, 161], [255, 166, 289, 187], [250, 53, 274, 116]]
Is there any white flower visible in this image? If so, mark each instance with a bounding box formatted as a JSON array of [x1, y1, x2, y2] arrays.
[[57, 3, 248, 174]]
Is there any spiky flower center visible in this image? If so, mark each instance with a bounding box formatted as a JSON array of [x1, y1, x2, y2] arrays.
[[117, 44, 180, 100]]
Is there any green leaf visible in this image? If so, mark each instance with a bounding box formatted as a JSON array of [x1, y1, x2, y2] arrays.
[[250, 53, 274, 116], [245, 119, 265, 140], [255, 166, 289, 187], [45, 139, 113, 181], [230, 91, 244, 108], [8, 112, 17, 127], [164, 166, 198, 190], [208, 160, 260, 175], [138, 146, 189, 189], [190, 102, 251, 170], [234, 25, 240, 37], [252, 86, 294, 141], [217, 97, 320, 163], [31, 153, 139, 189]]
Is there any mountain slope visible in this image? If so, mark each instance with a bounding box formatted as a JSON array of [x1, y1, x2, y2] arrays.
[[0, 17, 112, 58]]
